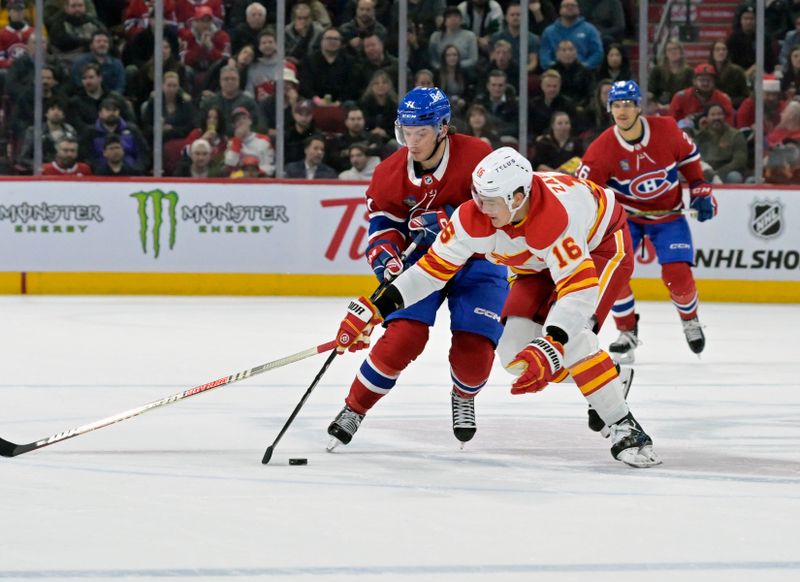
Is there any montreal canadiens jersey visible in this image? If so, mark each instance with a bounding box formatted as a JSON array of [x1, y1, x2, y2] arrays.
[[577, 116, 704, 222], [392, 173, 627, 340], [365, 134, 492, 253]]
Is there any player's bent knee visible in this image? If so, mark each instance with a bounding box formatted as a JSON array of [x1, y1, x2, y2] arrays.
[[371, 319, 429, 372], [450, 331, 494, 388]]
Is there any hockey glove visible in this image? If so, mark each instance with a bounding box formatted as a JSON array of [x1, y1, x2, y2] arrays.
[[508, 336, 565, 394], [336, 296, 383, 353], [689, 181, 717, 222], [409, 210, 450, 247], [366, 242, 404, 282]]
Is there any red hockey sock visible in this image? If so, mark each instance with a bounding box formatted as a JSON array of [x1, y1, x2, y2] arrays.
[[449, 331, 495, 398], [662, 262, 699, 321]]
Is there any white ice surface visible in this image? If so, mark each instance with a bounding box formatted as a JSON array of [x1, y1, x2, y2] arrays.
[[0, 296, 799, 581]]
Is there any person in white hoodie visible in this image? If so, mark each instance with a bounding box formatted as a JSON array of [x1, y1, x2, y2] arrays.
[[223, 106, 275, 176]]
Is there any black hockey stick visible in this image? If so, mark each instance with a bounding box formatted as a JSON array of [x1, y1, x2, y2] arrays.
[[0, 340, 337, 458], [627, 208, 699, 218], [261, 233, 425, 464]]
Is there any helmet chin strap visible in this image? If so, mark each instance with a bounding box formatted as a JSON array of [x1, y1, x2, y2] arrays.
[[619, 111, 641, 133], [422, 124, 447, 162]]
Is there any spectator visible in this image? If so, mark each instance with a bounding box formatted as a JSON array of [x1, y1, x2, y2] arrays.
[[67, 63, 134, 132], [709, 39, 749, 108], [491, 1, 540, 74], [473, 69, 519, 140], [457, 0, 504, 58], [12, 63, 68, 140], [284, 98, 317, 163], [19, 98, 79, 172], [578, 0, 625, 46], [767, 99, 800, 148], [131, 37, 188, 108], [305, 0, 332, 28], [435, 45, 476, 120], [225, 0, 275, 28], [736, 75, 785, 134], [647, 40, 694, 114], [5, 34, 63, 103], [203, 44, 253, 96], [230, 2, 267, 54], [141, 71, 196, 142], [352, 33, 402, 92], [695, 102, 747, 183], [223, 106, 275, 176], [429, 6, 478, 69], [414, 68, 435, 87], [577, 78, 613, 142], [285, 134, 337, 179], [531, 110, 583, 172], [200, 64, 262, 137], [245, 28, 282, 101], [260, 67, 301, 140], [463, 102, 502, 148], [539, 0, 603, 70], [122, 0, 179, 40], [121, 18, 180, 70], [0, 1, 33, 75], [174, 0, 223, 27], [285, 1, 324, 62], [228, 154, 267, 178], [726, 3, 776, 78], [71, 30, 125, 94], [340, 0, 388, 55], [669, 63, 735, 129], [174, 137, 224, 177], [93, 134, 142, 176], [764, 141, 800, 183], [358, 68, 398, 139], [528, 68, 576, 137], [0, 0, 35, 29], [299, 26, 356, 103], [781, 45, 800, 95], [326, 104, 386, 172], [552, 39, 594, 108], [80, 98, 150, 173], [596, 42, 631, 84], [46, 0, 105, 60], [479, 39, 519, 93], [527, 0, 557, 37], [178, 4, 231, 82], [41, 136, 92, 176], [400, 14, 434, 73], [764, 0, 793, 47], [389, 0, 445, 56], [183, 105, 227, 166], [338, 0, 392, 27], [43, 0, 98, 23], [338, 143, 380, 179], [780, 14, 800, 67]]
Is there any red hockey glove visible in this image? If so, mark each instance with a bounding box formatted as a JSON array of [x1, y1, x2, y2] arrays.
[[409, 210, 449, 246], [336, 296, 383, 353], [689, 181, 717, 222], [366, 242, 404, 282], [508, 336, 565, 394]]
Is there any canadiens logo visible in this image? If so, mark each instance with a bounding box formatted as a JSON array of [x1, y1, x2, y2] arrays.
[[629, 170, 671, 200], [750, 199, 783, 239], [619, 160, 630, 171]]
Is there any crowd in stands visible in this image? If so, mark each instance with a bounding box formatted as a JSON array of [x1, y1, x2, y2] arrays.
[[0, 0, 799, 183]]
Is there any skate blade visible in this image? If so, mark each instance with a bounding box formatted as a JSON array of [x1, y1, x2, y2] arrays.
[[326, 437, 342, 452], [616, 444, 662, 468]]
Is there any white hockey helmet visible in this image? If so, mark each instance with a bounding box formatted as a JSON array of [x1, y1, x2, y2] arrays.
[[471, 147, 533, 221]]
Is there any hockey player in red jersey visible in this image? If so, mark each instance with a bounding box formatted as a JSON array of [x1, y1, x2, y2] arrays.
[[335, 148, 661, 467], [578, 80, 718, 363], [326, 87, 509, 449]]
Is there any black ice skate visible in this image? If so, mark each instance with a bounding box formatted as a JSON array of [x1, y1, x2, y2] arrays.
[[326, 405, 364, 451], [588, 365, 634, 438], [609, 413, 662, 467], [609, 314, 641, 364], [681, 317, 706, 355], [451, 390, 476, 445]]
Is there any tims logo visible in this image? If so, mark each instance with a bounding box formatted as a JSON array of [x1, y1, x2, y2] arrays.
[[131, 189, 179, 258]]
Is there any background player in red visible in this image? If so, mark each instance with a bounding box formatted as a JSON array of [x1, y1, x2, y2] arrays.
[[334, 148, 661, 467], [578, 80, 718, 363], [326, 87, 508, 450]]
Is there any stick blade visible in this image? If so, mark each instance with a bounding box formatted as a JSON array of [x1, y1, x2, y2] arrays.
[[0, 437, 20, 458], [261, 446, 274, 465]]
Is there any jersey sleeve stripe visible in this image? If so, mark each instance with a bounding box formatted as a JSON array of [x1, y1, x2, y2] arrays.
[[417, 250, 461, 281], [554, 259, 598, 299], [368, 210, 405, 223], [597, 229, 626, 298]]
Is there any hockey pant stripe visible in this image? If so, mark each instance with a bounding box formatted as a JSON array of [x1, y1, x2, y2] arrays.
[[598, 230, 627, 300], [611, 293, 635, 317], [569, 351, 618, 396], [356, 354, 401, 395]]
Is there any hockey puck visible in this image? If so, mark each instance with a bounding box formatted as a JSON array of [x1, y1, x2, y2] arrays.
[[289, 458, 308, 466]]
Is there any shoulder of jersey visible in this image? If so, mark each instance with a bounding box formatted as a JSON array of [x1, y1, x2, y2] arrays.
[[456, 200, 495, 238], [371, 147, 406, 181], [645, 115, 680, 133]]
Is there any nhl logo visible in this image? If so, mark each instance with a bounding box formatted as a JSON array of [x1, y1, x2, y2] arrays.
[[423, 175, 433, 185], [750, 199, 784, 239]]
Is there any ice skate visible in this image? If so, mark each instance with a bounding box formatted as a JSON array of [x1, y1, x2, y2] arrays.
[[588, 366, 634, 438], [608, 316, 641, 364], [681, 317, 705, 355], [451, 390, 476, 445], [609, 413, 662, 467], [326, 405, 364, 451]]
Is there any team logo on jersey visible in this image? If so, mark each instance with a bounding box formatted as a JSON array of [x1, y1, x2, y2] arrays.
[[403, 196, 417, 207], [629, 170, 671, 200], [750, 199, 783, 239], [423, 175, 433, 185], [619, 160, 630, 171]]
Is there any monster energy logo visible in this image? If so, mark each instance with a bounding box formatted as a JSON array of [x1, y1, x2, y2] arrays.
[[131, 189, 179, 258]]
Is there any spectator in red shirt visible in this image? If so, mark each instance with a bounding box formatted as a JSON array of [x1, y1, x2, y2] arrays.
[[767, 100, 800, 148], [123, 0, 178, 39], [736, 75, 785, 134], [179, 5, 230, 78], [0, 0, 33, 70], [669, 63, 734, 130], [175, 0, 223, 28], [41, 136, 93, 176]]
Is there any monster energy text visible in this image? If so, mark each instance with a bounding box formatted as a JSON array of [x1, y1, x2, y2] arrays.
[[0, 202, 103, 234]]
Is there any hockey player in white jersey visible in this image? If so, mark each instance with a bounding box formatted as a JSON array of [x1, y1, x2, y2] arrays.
[[334, 147, 661, 467]]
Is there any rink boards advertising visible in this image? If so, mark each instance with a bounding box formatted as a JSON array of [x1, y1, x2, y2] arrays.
[[0, 179, 797, 302]]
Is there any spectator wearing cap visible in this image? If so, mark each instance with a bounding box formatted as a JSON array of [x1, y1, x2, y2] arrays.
[[726, 3, 776, 78], [457, 0, 504, 58], [178, 4, 231, 80], [0, 1, 33, 73], [429, 7, 479, 70], [285, 98, 319, 164], [326, 105, 386, 172], [260, 67, 302, 140], [80, 98, 150, 173], [46, 0, 105, 60], [340, 0, 388, 56], [490, 1, 540, 74], [41, 136, 93, 176], [669, 63, 734, 129], [230, 154, 268, 178], [67, 62, 135, 132], [19, 97, 79, 172], [338, 143, 380, 180], [736, 75, 786, 135], [246, 28, 282, 101], [224, 106, 275, 176], [200, 64, 262, 137], [708, 39, 749, 109], [577, 0, 625, 46], [174, 0, 223, 28], [528, 68, 576, 137], [285, 134, 337, 179], [0, 0, 34, 29], [230, 2, 267, 54], [174, 137, 225, 177], [285, 1, 324, 62], [694, 102, 747, 184], [93, 134, 143, 176], [299, 27, 357, 104], [539, 0, 603, 70], [71, 29, 126, 94]]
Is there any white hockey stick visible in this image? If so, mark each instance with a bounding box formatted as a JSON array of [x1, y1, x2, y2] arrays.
[[0, 340, 336, 458]]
